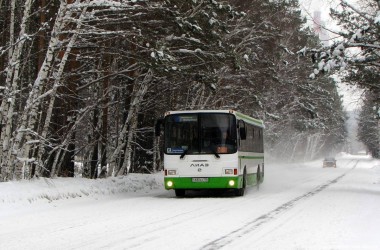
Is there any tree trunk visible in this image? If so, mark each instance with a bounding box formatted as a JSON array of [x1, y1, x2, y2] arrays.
[[8, 0, 15, 60], [99, 50, 111, 178], [35, 3, 87, 178], [0, 0, 35, 181], [118, 111, 138, 175], [112, 70, 151, 176], [38, 0, 47, 71], [153, 136, 161, 172], [50, 105, 92, 177], [7, 0, 68, 180], [90, 108, 99, 179]]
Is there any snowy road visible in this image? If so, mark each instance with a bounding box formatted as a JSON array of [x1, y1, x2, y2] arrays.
[[1, 155, 380, 249]]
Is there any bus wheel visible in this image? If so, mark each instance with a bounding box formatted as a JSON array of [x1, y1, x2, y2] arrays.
[[175, 189, 185, 197], [257, 167, 261, 190], [235, 170, 246, 197]]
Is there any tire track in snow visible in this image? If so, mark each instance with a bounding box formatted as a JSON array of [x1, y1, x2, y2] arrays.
[[77, 192, 266, 249], [200, 160, 358, 250]]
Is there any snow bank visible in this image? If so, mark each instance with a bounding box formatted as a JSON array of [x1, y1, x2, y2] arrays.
[[1, 152, 378, 206], [0, 173, 164, 204]]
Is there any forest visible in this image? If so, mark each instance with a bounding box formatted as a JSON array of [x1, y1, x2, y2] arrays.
[[0, 0, 378, 181]]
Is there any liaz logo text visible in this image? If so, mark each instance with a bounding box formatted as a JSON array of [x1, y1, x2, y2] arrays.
[[190, 163, 209, 167]]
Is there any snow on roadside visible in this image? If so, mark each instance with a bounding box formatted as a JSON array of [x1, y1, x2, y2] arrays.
[[0, 173, 164, 205], [0, 153, 378, 205]]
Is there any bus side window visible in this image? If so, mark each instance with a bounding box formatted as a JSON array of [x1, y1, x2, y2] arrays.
[[238, 120, 246, 140], [252, 128, 255, 152]]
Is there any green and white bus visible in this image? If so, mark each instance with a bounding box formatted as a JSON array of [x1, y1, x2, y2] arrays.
[[155, 110, 264, 197]]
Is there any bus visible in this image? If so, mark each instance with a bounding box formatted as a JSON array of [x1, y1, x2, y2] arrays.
[[155, 110, 264, 197]]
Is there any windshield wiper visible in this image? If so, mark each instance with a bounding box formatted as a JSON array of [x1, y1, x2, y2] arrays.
[[180, 149, 188, 159], [210, 147, 220, 159]]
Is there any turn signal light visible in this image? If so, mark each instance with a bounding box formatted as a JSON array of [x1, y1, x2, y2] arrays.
[[225, 168, 238, 175]]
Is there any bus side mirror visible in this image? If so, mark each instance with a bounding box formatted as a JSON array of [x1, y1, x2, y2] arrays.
[[238, 120, 246, 140], [155, 118, 163, 136]]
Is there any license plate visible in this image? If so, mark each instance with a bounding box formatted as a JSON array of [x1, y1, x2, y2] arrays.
[[192, 178, 208, 182]]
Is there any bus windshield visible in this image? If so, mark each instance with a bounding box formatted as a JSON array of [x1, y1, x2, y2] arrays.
[[164, 113, 237, 155]]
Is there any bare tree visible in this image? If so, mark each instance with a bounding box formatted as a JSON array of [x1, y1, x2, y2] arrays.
[[0, 0, 35, 181]]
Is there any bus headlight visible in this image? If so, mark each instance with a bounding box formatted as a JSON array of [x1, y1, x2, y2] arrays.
[[225, 169, 233, 175], [167, 181, 173, 187], [167, 170, 177, 175], [228, 180, 235, 186]]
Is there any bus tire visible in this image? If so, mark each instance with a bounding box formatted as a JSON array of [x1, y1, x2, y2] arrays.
[[235, 170, 246, 197], [257, 166, 261, 190], [175, 189, 185, 197]]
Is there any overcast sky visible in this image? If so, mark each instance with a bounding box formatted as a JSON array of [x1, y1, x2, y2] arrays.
[[299, 0, 338, 21], [299, 0, 343, 32], [299, 0, 359, 31]]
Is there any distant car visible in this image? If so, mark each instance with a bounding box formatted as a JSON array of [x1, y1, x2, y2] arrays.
[[323, 157, 336, 168]]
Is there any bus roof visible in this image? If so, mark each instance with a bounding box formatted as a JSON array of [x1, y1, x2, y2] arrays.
[[164, 110, 264, 128]]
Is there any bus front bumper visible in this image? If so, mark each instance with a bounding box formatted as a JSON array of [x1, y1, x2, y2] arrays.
[[164, 176, 243, 190]]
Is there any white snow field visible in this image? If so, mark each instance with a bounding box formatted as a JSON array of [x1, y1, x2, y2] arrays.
[[1, 153, 379, 250]]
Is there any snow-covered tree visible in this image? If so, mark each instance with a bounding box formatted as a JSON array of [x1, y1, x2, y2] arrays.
[[0, 0, 350, 180], [300, 0, 379, 107], [327, 0, 379, 158], [358, 92, 379, 158], [221, 0, 347, 161]]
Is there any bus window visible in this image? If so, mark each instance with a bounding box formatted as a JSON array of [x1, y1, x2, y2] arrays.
[[200, 114, 237, 154], [165, 114, 199, 154], [165, 113, 237, 155]]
